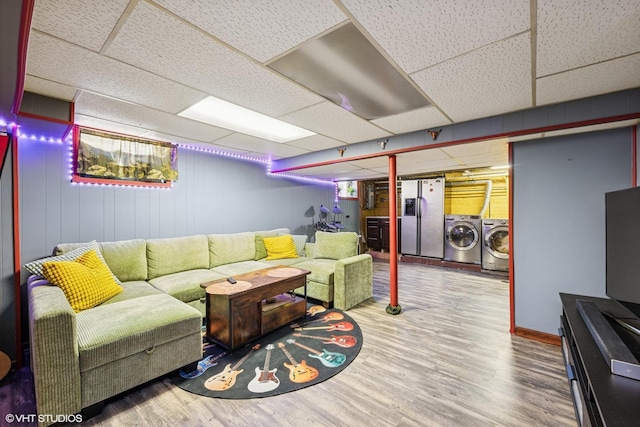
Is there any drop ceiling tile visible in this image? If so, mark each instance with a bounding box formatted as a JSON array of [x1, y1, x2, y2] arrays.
[[24, 76, 78, 102], [180, 141, 261, 159], [284, 134, 347, 151], [293, 166, 376, 178], [281, 102, 392, 144], [75, 91, 233, 142], [139, 131, 265, 159], [155, 0, 346, 62], [371, 106, 451, 134], [212, 133, 310, 159], [288, 161, 362, 178], [30, 0, 130, 52], [397, 153, 466, 173], [105, 1, 323, 118], [369, 166, 395, 175], [537, 0, 640, 77], [342, 0, 529, 74], [348, 157, 391, 169], [400, 148, 454, 163], [395, 157, 465, 176], [332, 169, 384, 179], [440, 139, 508, 157], [455, 150, 509, 166], [26, 32, 206, 114], [75, 115, 153, 137], [410, 33, 532, 122], [537, 53, 640, 106]]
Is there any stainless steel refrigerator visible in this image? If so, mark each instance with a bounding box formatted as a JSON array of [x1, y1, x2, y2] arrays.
[[401, 178, 445, 258]]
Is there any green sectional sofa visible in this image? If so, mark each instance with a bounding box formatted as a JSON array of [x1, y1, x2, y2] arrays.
[[26, 228, 372, 426]]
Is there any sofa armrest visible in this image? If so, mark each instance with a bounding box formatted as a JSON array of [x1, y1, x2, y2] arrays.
[[304, 242, 315, 258], [333, 254, 373, 311], [28, 276, 82, 421]]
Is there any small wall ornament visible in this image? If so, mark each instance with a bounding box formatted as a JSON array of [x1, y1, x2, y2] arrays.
[[428, 129, 442, 141]]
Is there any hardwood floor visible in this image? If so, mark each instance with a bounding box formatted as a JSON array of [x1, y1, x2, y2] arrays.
[[1, 261, 575, 426]]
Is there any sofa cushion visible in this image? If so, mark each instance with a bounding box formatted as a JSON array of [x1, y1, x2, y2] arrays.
[[99, 239, 147, 282], [291, 258, 337, 285], [99, 281, 163, 306], [261, 257, 309, 267], [208, 232, 256, 267], [313, 231, 359, 260], [26, 240, 122, 285], [263, 235, 299, 260], [210, 260, 271, 277], [42, 250, 123, 313], [76, 294, 201, 372], [146, 235, 209, 280], [254, 228, 290, 260], [149, 269, 225, 303]]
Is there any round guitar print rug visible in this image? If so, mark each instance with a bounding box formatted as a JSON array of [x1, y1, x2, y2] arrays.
[[170, 306, 363, 399]]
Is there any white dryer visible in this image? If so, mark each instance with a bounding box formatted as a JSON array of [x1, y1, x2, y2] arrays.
[[444, 215, 482, 264], [481, 218, 509, 272]]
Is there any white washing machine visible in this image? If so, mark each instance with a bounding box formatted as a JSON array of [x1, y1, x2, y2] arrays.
[[481, 218, 509, 272], [444, 215, 482, 264]]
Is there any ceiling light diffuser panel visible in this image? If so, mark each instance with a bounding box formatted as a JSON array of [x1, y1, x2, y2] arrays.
[[179, 96, 316, 143], [269, 23, 429, 120]]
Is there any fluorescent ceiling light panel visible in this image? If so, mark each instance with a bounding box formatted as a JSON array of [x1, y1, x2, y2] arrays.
[[179, 96, 315, 143], [269, 23, 429, 120]]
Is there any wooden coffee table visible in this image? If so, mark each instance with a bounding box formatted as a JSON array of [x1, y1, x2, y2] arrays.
[[201, 266, 310, 351]]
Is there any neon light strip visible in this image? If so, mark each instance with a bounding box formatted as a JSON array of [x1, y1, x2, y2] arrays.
[[177, 143, 268, 164], [0, 119, 67, 144], [180, 143, 336, 187], [11, 128, 337, 188]]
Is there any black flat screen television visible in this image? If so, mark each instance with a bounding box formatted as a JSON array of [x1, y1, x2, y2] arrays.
[[606, 186, 640, 322]]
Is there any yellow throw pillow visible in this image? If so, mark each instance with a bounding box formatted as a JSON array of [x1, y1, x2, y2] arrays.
[[43, 250, 123, 313], [263, 235, 299, 260]]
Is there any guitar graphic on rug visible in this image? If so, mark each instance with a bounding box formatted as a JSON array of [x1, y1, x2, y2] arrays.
[[277, 342, 319, 383], [179, 351, 228, 379], [247, 344, 279, 393], [286, 339, 346, 368], [290, 312, 344, 328], [292, 333, 357, 348], [307, 305, 327, 316], [293, 321, 354, 332], [204, 344, 260, 391]]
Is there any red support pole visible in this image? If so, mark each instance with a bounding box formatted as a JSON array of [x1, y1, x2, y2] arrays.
[[11, 129, 22, 368], [632, 125, 637, 187], [386, 155, 401, 314]]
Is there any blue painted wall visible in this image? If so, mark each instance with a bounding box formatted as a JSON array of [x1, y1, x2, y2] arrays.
[[18, 140, 338, 265], [512, 127, 632, 334]]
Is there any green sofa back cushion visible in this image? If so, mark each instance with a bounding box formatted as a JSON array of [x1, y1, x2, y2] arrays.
[[29, 240, 122, 285], [314, 231, 359, 260], [146, 235, 209, 280], [208, 232, 256, 267], [100, 239, 147, 282]]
